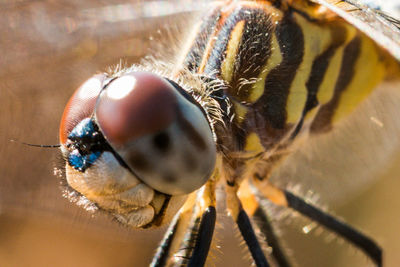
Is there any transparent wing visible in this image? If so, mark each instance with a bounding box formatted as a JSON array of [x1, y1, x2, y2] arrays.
[[348, 0, 400, 23], [312, 0, 400, 61]]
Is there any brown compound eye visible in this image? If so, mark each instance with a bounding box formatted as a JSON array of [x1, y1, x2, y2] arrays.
[[94, 71, 216, 195], [59, 74, 106, 145], [94, 72, 178, 147]]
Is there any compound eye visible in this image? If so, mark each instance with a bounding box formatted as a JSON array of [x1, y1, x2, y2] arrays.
[[59, 74, 106, 144], [95, 72, 216, 195], [95, 72, 178, 146]]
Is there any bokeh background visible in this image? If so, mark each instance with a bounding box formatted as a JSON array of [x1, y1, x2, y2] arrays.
[[0, 1, 400, 266]]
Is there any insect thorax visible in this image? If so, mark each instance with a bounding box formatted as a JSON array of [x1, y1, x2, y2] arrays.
[[178, 0, 391, 180]]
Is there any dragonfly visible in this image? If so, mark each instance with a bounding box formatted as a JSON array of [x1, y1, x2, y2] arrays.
[[1, 0, 400, 266]]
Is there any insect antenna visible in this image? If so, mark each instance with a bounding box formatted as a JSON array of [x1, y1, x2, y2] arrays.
[[10, 139, 61, 148]]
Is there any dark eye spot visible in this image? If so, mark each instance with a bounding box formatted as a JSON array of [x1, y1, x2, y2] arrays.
[[127, 150, 149, 171], [153, 132, 170, 153], [182, 152, 197, 171], [164, 173, 177, 183]]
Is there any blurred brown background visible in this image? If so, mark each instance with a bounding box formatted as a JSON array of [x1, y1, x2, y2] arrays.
[[0, 1, 399, 266]]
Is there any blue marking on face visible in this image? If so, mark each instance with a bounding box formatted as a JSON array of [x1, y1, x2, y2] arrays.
[[66, 118, 106, 172], [68, 150, 101, 172], [68, 118, 96, 140]]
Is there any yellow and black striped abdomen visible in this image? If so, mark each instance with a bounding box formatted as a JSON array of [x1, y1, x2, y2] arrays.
[[183, 0, 393, 153]]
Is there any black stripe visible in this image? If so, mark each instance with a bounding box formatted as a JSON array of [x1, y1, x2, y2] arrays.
[[291, 26, 347, 138], [227, 9, 272, 100], [203, 7, 272, 81], [304, 26, 347, 115], [310, 36, 361, 133], [229, 114, 249, 152], [184, 7, 221, 72], [253, 11, 304, 130], [199, 6, 273, 152]]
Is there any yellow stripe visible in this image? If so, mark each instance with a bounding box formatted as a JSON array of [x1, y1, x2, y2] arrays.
[[332, 35, 386, 122], [248, 33, 283, 103], [221, 20, 245, 83], [232, 100, 248, 124], [314, 48, 342, 106], [244, 132, 265, 153], [316, 26, 356, 106], [305, 25, 357, 121], [286, 13, 333, 124]]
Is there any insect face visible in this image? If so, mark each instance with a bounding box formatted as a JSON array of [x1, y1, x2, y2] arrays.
[[59, 72, 216, 227]]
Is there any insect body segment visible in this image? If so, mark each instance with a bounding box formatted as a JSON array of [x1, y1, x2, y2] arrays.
[[58, 0, 400, 266], [187, 1, 390, 156]]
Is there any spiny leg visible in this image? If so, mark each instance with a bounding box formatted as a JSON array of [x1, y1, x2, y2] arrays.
[[150, 205, 183, 267], [253, 207, 291, 267], [187, 180, 216, 267], [150, 180, 216, 267], [251, 175, 382, 267], [187, 207, 216, 266], [225, 181, 270, 267], [238, 180, 292, 267], [283, 190, 382, 266]]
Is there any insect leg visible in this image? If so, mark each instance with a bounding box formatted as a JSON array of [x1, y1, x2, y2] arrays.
[[252, 207, 291, 267], [151, 214, 178, 267], [284, 190, 382, 266], [226, 181, 270, 267], [151, 180, 216, 267], [187, 181, 216, 267], [251, 176, 382, 267], [239, 180, 292, 267], [150, 193, 196, 267]]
